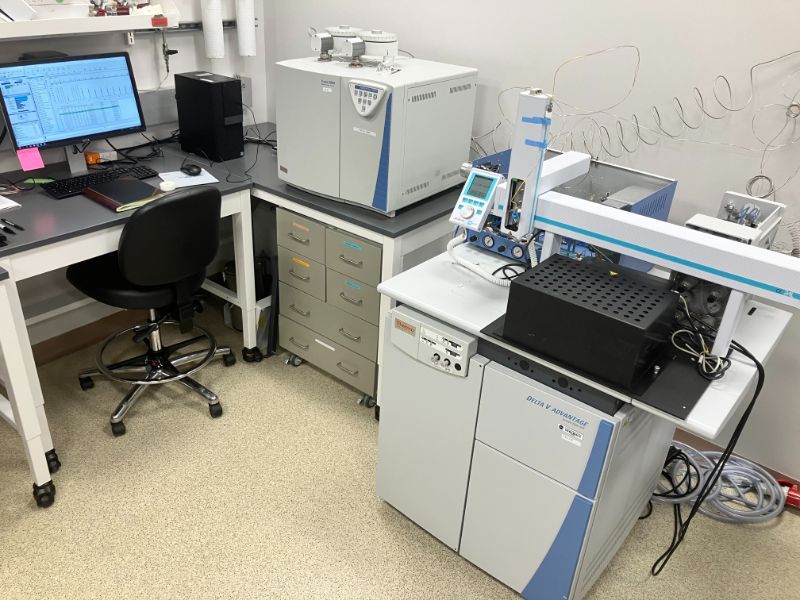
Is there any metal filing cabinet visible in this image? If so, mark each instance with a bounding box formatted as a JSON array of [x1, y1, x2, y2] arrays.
[[277, 207, 382, 403]]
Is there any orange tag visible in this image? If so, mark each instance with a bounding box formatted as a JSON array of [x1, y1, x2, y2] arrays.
[[292, 257, 310, 268], [292, 222, 310, 233], [394, 318, 416, 335], [151, 15, 168, 27]]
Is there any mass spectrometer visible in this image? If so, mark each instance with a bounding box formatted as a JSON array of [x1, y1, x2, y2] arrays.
[[275, 39, 477, 216]]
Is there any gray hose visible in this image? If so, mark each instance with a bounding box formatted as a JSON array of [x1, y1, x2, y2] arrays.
[[652, 441, 784, 523]]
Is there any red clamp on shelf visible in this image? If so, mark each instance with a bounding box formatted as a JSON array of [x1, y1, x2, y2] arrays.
[[151, 14, 168, 27], [779, 480, 800, 509]]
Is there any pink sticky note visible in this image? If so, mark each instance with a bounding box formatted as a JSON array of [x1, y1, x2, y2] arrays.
[[17, 147, 44, 172]]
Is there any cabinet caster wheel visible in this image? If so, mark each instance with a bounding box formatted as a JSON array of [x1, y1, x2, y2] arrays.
[[209, 403, 223, 418], [242, 347, 263, 363], [111, 421, 126, 437], [32, 481, 56, 508], [223, 353, 236, 367], [374, 404, 380, 422], [79, 376, 94, 391], [362, 395, 376, 409], [285, 354, 303, 367], [45, 449, 61, 474]]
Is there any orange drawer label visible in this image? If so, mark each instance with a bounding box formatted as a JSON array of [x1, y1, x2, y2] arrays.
[[292, 257, 310, 268]]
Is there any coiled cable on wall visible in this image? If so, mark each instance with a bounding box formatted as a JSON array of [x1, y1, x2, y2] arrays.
[[542, 47, 800, 201]]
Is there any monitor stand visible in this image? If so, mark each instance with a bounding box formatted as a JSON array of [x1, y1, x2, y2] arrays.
[[65, 146, 88, 175]]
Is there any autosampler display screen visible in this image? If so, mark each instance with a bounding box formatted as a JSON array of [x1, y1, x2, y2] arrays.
[[466, 175, 493, 199]]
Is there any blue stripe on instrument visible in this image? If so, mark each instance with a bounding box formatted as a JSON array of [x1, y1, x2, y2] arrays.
[[535, 216, 800, 300], [521, 116, 552, 125], [524, 139, 547, 148]]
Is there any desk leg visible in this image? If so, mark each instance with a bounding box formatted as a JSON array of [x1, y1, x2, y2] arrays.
[[232, 194, 261, 362], [0, 280, 56, 507]]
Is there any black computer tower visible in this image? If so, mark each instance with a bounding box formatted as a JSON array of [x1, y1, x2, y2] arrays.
[[502, 255, 678, 391], [175, 72, 244, 162]]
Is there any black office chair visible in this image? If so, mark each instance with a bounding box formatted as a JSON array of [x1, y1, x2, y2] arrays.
[[67, 187, 236, 437]]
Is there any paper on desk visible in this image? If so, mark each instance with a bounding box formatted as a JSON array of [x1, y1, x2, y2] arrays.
[[158, 169, 219, 188], [0, 195, 21, 211]]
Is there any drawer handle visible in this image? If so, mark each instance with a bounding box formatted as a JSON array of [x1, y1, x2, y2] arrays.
[[288, 231, 310, 245], [339, 292, 363, 306], [289, 337, 309, 351], [336, 362, 359, 377], [289, 304, 310, 318], [338, 327, 362, 342], [289, 269, 310, 282], [339, 254, 364, 268]]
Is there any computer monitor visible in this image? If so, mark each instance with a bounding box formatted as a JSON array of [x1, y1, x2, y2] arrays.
[[0, 52, 146, 154]]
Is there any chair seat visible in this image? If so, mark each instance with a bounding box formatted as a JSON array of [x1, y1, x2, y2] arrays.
[[66, 252, 206, 310]]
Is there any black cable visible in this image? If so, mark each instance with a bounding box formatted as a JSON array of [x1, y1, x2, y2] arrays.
[[639, 500, 653, 520], [491, 264, 526, 280], [102, 139, 138, 165], [651, 339, 765, 575]]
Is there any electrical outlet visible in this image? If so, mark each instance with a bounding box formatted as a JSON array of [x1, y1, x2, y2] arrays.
[[235, 75, 253, 108]]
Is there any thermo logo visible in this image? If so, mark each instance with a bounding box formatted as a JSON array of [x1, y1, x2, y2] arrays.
[[394, 319, 416, 336]]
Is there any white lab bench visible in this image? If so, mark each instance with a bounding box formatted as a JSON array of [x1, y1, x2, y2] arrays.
[[377, 246, 791, 440]]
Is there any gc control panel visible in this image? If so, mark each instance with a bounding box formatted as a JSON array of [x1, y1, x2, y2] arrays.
[[348, 80, 387, 117], [418, 326, 473, 376], [389, 305, 478, 378], [449, 168, 504, 231]]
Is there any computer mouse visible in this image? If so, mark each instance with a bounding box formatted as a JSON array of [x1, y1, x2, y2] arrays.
[[181, 163, 202, 177]]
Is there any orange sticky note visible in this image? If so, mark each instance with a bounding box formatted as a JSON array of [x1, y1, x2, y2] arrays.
[[17, 147, 44, 172]]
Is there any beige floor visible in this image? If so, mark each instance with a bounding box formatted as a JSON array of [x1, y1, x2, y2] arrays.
[[1, 313, 799, 599]]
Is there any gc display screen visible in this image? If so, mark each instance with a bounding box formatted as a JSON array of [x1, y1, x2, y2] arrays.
[[466, 174, 494, 199]]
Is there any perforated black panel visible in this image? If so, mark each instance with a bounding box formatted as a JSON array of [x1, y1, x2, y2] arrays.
[[521, 256, 674, 326], [503, 254, 678, 391]]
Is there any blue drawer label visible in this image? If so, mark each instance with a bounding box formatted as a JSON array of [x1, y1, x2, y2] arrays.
[[345, 280, 362, 290], [342, 240, 364, 251]]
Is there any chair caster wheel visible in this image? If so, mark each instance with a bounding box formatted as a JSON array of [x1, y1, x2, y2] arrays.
[[45, 449, 61, 474], [242, 347, 263, 363], [79, 376, 94, 391], [285, 354, 303, 367], [223, 353, 236, 367], [32, 481, 56, 508], [111, 421, 126, 437], [209, 403, 223, 418], [361, 395, 376, 409]]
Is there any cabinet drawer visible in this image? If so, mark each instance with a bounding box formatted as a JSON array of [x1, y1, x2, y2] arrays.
[[323, 304, 379, 361], [277, 208, 326, 263], [279, 282, 327, 332], [279, 316, 376, 396], [326, 269, 380, 325], [278, 314, 315, 362], [326, 228, 382, 285], [278, 246, 326, 301], [309, 329, 377, 396], [280, 283, 378, 361]]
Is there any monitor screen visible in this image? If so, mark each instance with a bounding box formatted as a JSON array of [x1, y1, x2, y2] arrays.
[[467, 174, 494, 199], [0, 53, 145, 151]]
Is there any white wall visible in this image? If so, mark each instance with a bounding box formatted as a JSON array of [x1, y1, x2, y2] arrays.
[[267, 0, 800, 478], [0, 0, 268, 342]]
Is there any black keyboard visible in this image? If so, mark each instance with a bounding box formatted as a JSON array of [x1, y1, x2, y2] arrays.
[[41, 165, 160, 199]]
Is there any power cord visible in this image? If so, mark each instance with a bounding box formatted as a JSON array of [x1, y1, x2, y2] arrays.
[[650, 339, 766, 575], [671, 295, 732, 380]]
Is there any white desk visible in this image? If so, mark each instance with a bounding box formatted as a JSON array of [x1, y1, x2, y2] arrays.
[[378, 248, 792, 440], [0, 181, 258, 507]]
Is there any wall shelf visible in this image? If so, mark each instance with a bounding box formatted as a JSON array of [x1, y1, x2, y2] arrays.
[[0, 0, 180, 41]]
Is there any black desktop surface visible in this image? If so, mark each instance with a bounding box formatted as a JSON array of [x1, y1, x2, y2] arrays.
[[0, 123, 458, 258]]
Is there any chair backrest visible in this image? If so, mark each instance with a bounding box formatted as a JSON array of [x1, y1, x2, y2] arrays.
[[118, 187, 221, 287]]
